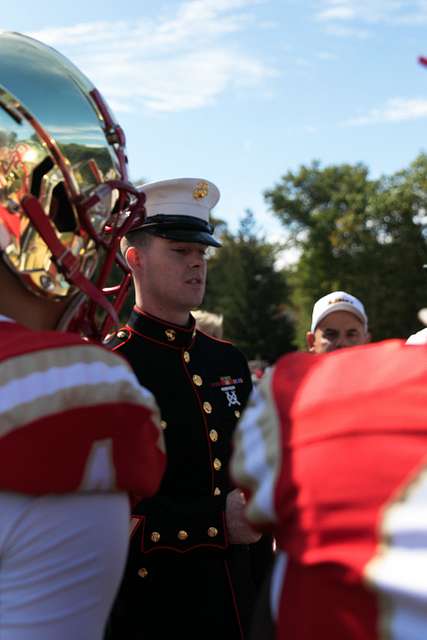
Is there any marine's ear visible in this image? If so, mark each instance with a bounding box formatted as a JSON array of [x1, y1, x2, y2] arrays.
[[125, 246, 143, 271]]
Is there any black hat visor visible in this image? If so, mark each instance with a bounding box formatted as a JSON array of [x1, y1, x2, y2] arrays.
[[140, 214, 222, 248]]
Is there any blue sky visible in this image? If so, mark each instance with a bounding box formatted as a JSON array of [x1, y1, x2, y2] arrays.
[[2, 0, 427, 244]]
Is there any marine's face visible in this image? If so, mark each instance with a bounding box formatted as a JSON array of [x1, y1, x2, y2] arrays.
[[306, 310, 369, 354], [137, 236, 208, 320]]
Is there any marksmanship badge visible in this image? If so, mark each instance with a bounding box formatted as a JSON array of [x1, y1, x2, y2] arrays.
[[211, 375, 243, 407]]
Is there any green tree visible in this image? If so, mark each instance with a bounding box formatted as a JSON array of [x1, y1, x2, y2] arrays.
[[204, 210, 295, 362], [265, 155, 427, 346]]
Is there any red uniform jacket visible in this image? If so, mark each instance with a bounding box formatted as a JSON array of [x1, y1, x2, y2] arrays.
[[0, 320, 165, 496], [232, 340, 427, 639]]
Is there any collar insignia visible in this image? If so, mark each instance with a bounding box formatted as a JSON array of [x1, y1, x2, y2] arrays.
[[165, 329, 176, 341]]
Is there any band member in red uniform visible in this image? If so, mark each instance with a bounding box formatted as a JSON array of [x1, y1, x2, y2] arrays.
[[0, 32, 165, 639], [232, 339, 427, 639]]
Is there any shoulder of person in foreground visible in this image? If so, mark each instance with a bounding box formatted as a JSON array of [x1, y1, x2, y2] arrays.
[[0, 324, 166, 497], [231, 338, 422, 532]]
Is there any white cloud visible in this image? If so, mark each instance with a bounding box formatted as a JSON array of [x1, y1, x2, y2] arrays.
[[324, 24, 371, 38], [343, 97, 427, 125], [318, 4, 357, 21], [27, 0, 275, 114], [315, 0, 427, 26]]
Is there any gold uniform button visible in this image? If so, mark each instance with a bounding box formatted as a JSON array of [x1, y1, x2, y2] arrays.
[[234, 410, 241, 418], [138, 567, 148, 578], [209, 429, 218, 442], [183, 351, 190, 363], [177, 530, 188, 541], [214, 487, 221, 496], [213, 458, 222, 471], [207, 527, 218, 538], [192, 374, 203, 386], [150, 531, 161, 543], [165, 329, 176, 341], [203, 401, 212, 414], [160, 420, 167, 430]]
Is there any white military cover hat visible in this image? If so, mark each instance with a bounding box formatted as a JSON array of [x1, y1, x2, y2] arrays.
[[134, 178, 221, 247], [311, 290, 368, 332]]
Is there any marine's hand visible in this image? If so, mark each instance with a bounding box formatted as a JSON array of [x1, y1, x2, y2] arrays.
[[225, 488, 261, 544]]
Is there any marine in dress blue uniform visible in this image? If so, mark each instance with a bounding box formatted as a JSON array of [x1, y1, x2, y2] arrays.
[[106, 179, 258, 639]]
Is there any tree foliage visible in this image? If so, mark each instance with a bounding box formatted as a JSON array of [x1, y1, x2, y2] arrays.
[[265, 154, 427, 347], [204, 210, 295, 362]]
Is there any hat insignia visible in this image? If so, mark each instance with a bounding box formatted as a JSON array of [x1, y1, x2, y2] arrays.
[[192, 181, 209, 200]]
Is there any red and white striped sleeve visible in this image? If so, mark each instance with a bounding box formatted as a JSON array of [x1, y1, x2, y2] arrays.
[[231, 367, 282, 531], [0, 340, 166, 496]]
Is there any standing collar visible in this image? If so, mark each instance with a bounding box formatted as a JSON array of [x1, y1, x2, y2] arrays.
[[127, 307, 196, 349]]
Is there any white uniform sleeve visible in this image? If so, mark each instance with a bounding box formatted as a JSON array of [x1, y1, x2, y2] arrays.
[[406, 328, 427, 345], [230, 368, 282, 530]]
